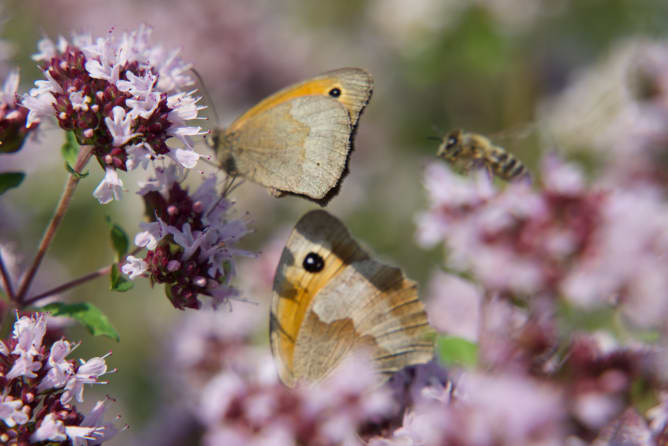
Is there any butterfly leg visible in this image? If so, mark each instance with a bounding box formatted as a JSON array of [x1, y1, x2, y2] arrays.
[[222, 173, 243, 197]]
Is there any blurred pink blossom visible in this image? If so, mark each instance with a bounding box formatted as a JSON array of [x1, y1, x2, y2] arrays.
[[416, 157, 604, 298], [425, 271, 481, 341], [194, 351, 395, 446], [372, 371, 565, 446], [540, 38, 668, 190], [417, 154, 668, 331], [0, 70, 38, 154]]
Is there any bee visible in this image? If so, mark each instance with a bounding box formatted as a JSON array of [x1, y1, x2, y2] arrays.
[[436, 129, 530, 182]]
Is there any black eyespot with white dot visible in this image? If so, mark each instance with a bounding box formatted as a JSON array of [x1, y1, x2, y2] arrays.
[[303, 252, 325, 273], [328, 87, 341, 98]]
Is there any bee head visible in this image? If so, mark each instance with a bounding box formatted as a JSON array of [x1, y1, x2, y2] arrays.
[[437, 129, 462, 159]]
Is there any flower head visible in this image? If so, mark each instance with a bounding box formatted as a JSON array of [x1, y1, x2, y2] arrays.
[[195, 351, 395, 446], [417, 158, 605, 297], [23, 25, 205, 203], [0, 70, 38, 154], [122, 167, 254, 310], [0, 313, 119, 444]]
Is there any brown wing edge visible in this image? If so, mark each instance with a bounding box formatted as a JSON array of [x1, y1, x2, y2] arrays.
[[279, 68, 374, 207]]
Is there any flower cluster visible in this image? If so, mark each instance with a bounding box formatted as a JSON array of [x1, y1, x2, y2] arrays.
[[22, 25, 204, 203], [0, 313, 118, 445], [540, 38, 668, 190], [158, 304, 405, 446], [372, 372, 565, 446], [417, 158, 600, 296], [122, 166, 254, 310], [196, 351, 395, 446], [0, 71, 38, 154], [413, 154, 668, 443], [417, 156, 668, 325], [378, 330, 666, 444]]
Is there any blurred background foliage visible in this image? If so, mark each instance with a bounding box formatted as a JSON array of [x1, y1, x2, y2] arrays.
[[2, 0, 668, 443]]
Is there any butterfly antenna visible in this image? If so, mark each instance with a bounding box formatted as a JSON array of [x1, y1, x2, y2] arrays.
[[205, 175, 244, 218], [191, 68, 220, 147], [221, 174, 242, 197]]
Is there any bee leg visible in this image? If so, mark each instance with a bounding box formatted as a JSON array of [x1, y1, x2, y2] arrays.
[[485, 165, 495, 182], [470, 159, 492, 181]]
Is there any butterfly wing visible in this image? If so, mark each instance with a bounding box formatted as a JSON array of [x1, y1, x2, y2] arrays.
[[270, 210, 368, 386], [225, 68, 373, 133], [220, 96, 352, 201], [218, 68, 373, 204], [295, 259, 434, 383], [270, 210, 434, 387]]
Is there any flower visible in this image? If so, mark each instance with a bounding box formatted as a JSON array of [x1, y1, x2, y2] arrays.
[[416, 157, 605, 297], [539, 38, 668, 190], [0, 313, 119, 444], [195, 350, 395, 446], [425, 271, 482, 340], [123, 167, 254, 310], [372, 372, 565, 446], [0, 70, 38, 154], [415, 149, 668, 443], [93, 167, 124, 204], [561, 187, 668, 327], [23, 25, 205, 203]]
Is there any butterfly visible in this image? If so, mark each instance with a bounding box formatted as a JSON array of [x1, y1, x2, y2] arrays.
[[270, 210, 434, 387], [212, 68, 373, 206]]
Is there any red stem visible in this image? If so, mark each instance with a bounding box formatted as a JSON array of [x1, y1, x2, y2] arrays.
[[15, 145, 94, 303], [22, 265, 112, 307], [0, 252, 15, 300]]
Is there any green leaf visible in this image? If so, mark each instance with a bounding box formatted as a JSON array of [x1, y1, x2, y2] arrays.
[[61, 131, 80, 166], [0, 172, 25, 195], [106, 216, 129, 260], [42, 302, 119, 341], [110, 263, 134, 292], [436, 335, 478, 367]]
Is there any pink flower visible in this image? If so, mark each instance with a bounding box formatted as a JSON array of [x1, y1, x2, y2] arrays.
[[416, 157, 605, 297], [93, 167, 124, 204], [0, 70, 39, 154], [425, 271, 482, 340], [123, 170, 254, 310], [24, 25, 205, 204], [120, 255, 148, 279], [191, 350, 395, 446], [374, 372, 565, 445], [62, 355, 111, 404], [37, 340, 74, 391], [0, 397, 29, 428], [0, 314, 120, 444]]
